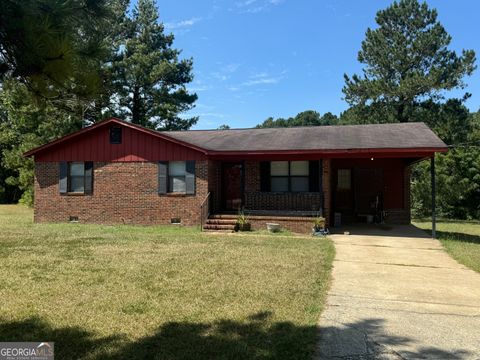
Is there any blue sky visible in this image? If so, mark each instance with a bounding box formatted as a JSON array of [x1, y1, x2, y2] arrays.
[[155, 0, 479, 129]]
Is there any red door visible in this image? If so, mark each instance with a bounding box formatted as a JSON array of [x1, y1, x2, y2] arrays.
[[222, 163, 243, 211]]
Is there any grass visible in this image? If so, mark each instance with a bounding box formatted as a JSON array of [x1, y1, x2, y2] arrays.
[[0, 205, 334, 360], [413, 218, 480, 273]]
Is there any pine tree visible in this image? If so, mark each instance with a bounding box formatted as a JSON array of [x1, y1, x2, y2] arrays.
[[111, 0, 197, 130], [0, 0, 110, 100], [342, 0, 476, 123]]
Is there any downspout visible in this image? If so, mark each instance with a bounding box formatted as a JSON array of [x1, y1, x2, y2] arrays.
[[431, 155, 436, 239]]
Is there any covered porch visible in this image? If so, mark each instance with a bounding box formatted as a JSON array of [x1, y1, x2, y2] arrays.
[[179, 123, 448, 234], [202, 154, 425, 233]]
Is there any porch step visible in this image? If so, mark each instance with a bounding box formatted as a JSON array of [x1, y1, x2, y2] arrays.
[[209, 214, 238, 220], [205, 219, 238, 225], [203, 224, 237, 231], [203, 215, 238, 231]]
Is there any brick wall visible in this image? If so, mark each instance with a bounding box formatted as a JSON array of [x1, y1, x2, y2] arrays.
[[247, 215, 315, 233], [34, 161, 208, 226], [243, 160, 325, 215], [208, 160, 222, 213]]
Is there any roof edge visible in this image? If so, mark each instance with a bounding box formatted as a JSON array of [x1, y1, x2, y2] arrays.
[[206, 146, 448, 156]]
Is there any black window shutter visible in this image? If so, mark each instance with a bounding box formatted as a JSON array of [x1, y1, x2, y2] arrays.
[[158, 161, 168, 194], [59, 162, 68, 194], [309, 160, 321, 192], [84, 162, 94, 194], [260, 161, 270, 192], [185, 161, 196, 195]]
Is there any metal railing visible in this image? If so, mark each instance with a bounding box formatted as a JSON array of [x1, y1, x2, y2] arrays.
[[200, 192, 211, 231]]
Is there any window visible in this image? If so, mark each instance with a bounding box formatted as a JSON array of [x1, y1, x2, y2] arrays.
[[59, 162, 93, 195], [110, 127, 122, 144], [158, 161, 195, 195], [271, 161, 289, 192], [337, 169, 351, 190], [69, 162, 86, 192], [270, 161, 309, 192], [169, 161, 187, 193]]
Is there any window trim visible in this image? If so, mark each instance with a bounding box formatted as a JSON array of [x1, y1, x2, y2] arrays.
[[270, 161, 310, 193]]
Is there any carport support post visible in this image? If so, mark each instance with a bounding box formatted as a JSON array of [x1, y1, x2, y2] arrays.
[[431, 155, 436, 239]]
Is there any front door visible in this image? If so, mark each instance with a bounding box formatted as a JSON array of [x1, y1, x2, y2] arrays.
[[222, 163, 243, 211]]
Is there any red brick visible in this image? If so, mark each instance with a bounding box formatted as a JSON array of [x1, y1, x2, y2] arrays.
[[34, 161, 209, 226]]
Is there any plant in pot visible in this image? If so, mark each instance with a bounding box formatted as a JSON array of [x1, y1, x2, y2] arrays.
[[237, 209, 251, 231], [312, 216, 326, 233]]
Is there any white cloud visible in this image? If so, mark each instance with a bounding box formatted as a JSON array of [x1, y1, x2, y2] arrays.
[[164, 17, 202, 30], [211, 63, 241, 82], [222, 63, 241, 73], [242, 77, 281, 86], [227, 71, 285, 90], [250, 72, 269, 78], [235, 0, 285, 14], [189, 85, 210, 92]]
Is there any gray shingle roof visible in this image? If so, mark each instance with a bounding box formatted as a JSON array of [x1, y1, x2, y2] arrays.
[[162, 122, 447, 152]]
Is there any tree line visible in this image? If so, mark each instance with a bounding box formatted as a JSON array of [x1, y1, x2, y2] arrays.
[[0, 0, 478, 219]]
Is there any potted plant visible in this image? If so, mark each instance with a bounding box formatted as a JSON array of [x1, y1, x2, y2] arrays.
[[266, 223, 281, 233], [312, 216, 326, 233], [237, 209, 251, 231]]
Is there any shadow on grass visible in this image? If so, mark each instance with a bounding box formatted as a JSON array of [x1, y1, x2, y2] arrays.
[[415, 218, 480, 225], [0, 316, 123, 359], [0, 315, 473, 359], [420, 228, 480, 245], [438, 231, 480, 245]]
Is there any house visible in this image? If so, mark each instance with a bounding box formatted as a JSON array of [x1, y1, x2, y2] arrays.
[[25, 118, 447, 232]]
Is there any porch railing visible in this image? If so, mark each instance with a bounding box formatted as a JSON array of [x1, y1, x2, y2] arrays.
[[200, 192, 211, 231]]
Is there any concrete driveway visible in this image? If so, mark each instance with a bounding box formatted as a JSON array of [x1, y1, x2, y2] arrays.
[[316, 225, 480, 360]]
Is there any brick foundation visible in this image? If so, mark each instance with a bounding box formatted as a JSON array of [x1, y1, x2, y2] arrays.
[[247, 215, 315, 234]]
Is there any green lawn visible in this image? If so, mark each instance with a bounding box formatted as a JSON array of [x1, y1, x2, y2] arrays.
[[0, 205, 334, 360], [413, 219, 480, 273]]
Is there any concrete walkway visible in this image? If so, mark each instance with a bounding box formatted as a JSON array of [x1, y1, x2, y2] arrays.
[[316, 225, 480, 360]]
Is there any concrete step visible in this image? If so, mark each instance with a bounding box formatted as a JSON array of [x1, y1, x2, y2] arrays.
[[209, 214, 238, 220], [203, 224, 237, 231], [205, 219, 238, 225], [203, 229, 236, 233]]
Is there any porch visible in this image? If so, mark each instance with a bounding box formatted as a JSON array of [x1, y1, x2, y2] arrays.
[[202, 156, 415, 233]]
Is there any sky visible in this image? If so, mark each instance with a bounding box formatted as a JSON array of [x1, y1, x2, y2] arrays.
[[154, 0, 479, 129]]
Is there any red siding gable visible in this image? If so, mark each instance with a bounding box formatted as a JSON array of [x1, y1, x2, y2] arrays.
[[32, 120, 207, 162]]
